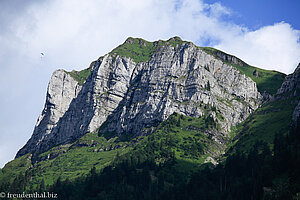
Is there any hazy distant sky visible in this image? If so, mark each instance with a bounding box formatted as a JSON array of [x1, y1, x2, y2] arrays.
[[0, 0, 300, 168]]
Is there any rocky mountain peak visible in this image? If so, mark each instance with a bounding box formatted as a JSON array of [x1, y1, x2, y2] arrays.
[[17, 37, 286, 158], [124, 37, 148, 46]]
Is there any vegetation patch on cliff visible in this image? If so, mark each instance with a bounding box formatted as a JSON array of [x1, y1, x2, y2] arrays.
[[66, 61, 94, 85], [110, 37, 186, 63]]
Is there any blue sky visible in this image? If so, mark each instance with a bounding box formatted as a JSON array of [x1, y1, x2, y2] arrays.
[[0, 0, 300, 168], [208, 0, 300, 30]]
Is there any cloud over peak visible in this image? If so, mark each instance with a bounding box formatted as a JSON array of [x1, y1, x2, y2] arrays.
[[216, 22, 300, 73]]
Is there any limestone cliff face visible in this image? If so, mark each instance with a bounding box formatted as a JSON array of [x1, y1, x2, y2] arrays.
[[16, 37, 262, 158], [100, 42, 261, 140], [17, 55, 137, 157]]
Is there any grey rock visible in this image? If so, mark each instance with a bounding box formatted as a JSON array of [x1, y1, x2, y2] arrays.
[[100, 43, 261, 141], [276, 63, 300, 98]]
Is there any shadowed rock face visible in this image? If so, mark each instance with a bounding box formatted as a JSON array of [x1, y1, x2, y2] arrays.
[[270, 63, 300, 124], [276, 64, 300, 97], [16, 37, 262, 158]]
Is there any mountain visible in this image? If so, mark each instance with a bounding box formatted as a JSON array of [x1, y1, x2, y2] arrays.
[[1, 36, 298, 199], [16, 36, 278, 158]]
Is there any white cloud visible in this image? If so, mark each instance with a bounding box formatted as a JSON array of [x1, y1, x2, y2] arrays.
[[215, 22, 300, 73], [0, 0, 300, 167]]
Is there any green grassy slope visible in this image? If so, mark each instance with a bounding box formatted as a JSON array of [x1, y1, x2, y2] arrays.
[[66, 63, 93, 85], [110, 37, 157, 63], [0, 133, 131, 188], [67, 68, 91, 85], [110, 36, 186, 63], [35, 133, 137, 185], [227, 97, 299, 155], [0, 154, 32, 185], [0, 113, 223, 190]]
